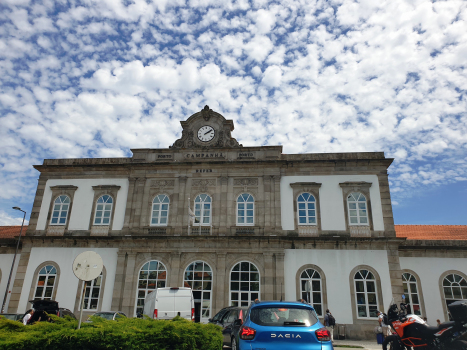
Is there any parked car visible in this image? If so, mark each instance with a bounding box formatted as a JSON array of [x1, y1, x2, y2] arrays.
[[209, 306, 248, 348], [59, 308, 77, 319], [1, 313, 23, 322], [28, 299, 60, 323], [88, 311, 127, 321], [234, 300, 333, 350], [26, 300, 77, 323], [143, 287, 194, 321]]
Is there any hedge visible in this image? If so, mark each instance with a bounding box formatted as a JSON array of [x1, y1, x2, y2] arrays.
[[0, 315, 223, 350]]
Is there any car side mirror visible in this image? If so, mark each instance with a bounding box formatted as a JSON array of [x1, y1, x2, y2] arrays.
[[234, 319, 243, 326]]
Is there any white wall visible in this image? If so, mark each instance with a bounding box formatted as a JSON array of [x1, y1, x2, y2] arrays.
[[281, 175, 384, 231], [17, 247, 118, 314], [36, 179, 129, 231], [400, 256, 467, 323], [284, 249, 393, 324], [0, 253, 20, 312]]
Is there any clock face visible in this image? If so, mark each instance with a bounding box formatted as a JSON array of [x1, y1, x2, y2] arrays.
[[198, 125, 215, 142]]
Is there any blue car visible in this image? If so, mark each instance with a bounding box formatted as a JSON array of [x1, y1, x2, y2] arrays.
[[234, 300, 333, 350]]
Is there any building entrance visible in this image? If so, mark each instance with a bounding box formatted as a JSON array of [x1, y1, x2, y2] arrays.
[[184, 261, 212, 323]]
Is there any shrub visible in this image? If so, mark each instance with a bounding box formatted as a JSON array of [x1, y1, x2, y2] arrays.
[[0, 315, 222, 350]]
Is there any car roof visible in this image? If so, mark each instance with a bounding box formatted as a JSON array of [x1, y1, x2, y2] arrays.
[[250, 301, 315, 309]]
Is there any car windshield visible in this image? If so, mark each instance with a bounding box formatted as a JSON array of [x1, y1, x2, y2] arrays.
[[93, 313, 114, 320], [250, 307, 318, 327]]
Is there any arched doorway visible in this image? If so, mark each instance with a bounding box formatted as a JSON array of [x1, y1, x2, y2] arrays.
[[184, 261, 212, 323]]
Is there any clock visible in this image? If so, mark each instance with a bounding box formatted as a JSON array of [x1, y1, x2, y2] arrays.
[[197, 125, 215, 142]]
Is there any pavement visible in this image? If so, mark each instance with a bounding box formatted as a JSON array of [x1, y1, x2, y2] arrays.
[[333, 339, 383, 350]]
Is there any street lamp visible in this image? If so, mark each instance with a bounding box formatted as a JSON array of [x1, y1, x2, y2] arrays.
[[1, 207, 26, 314]]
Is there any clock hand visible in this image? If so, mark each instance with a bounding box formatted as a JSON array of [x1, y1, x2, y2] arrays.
[[204, 130, 213, 135]]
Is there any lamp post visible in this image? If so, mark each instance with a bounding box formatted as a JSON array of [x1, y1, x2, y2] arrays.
[[1, 207, 26, 314]]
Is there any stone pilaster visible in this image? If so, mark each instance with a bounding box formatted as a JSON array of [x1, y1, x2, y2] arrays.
[[275, 253, 285, 300], [26, 177, 47, 235], [168, 252, 181, 287], [215, 253, 226, 312], [219, 177, 229, 235], [131, 179, 146, 233], [387, 243, 404, 306], [263, 253, 274, 300], [273, 175, 281, 231], [121, 252, 138, 316], [378, 173, 396, 237], [178, 177, 188, 234], [8, 242, 32, 313], [123, 178, 137, 233], [263, 176, 272, 232], [140, 179, 151, 228], [111, 251, 127, 311]]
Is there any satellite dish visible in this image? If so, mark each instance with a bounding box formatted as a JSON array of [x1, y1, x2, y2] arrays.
[[72, 251, 103, 281]]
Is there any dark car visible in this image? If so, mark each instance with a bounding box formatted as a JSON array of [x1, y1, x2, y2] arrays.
[[28, 300, 60, 323], [1, 313, 24, 322], [209, 306, 248, 348], [59, 308, 77, 319]]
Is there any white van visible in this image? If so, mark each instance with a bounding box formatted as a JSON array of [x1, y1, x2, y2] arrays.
[[143, 287, 194, 321]]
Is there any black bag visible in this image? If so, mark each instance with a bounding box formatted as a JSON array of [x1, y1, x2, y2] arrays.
[[382, 313, 389, 325], [448, 300, 467, 323], [328, 313, 336, 326]]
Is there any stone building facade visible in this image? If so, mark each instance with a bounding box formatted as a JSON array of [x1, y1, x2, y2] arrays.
[[1, 106, 466, 339]]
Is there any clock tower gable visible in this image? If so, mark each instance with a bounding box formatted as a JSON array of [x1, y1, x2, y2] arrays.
[[170, 105, 242, 149]]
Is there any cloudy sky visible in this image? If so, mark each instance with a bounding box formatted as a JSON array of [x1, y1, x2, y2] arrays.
[[1, 0, 466, 226]]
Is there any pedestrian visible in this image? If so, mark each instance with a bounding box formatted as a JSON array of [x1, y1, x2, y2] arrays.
[[377, 311, 389, 338], [22, 309, 34, 325], [437, 319, 441, 326], [323, 309, 335, 342]]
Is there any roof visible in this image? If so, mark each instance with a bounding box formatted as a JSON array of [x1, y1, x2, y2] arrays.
[[395, 225, 467, 241], [0, 226, 27, 239]]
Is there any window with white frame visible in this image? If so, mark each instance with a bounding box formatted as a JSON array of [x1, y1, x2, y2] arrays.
[[237, 193, 254, 226], [34, 265, 57, 300], [230, 262, 260, 307], [442, 273, 467, 319], [402, 272, 422, 315], [297, 193, 317, 225], [354, 269, 378, 318], [184, 261, 212, 319], [94, 195, 113, 225], [194, 194, 211, 226], [136, 260, 167, 316], [80, 272, 103, 310], [300, 268, 323, 316], [347, 192, 368, 225], [151, 195, 170, 226], [50, 195, 70, 225]]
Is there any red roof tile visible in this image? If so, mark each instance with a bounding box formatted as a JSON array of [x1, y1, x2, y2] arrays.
[[0, 226, 28, 239], [395, 225, 467, 241]]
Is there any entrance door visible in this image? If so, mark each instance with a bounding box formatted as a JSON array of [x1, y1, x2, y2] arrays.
[[193, 291, 201, 323]]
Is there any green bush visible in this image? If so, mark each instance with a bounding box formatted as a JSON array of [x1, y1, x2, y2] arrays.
[[0, 315, 222, 350]]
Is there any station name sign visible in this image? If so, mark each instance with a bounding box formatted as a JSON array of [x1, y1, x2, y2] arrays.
[[185, 152, 225, 159]]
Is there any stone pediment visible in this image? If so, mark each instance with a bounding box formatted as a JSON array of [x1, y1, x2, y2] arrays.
[[170, 105, 243, 149]]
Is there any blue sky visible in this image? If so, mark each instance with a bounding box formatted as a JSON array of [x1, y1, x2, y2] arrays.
[[1, 0, 466, 225]]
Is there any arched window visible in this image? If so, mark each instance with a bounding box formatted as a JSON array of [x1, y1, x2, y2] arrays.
[[184, 261, 212, 322], [194, 194, 211, 226], [297, 193, 317, 225], [151, 195, 170, 226], [402, 272, 422, 315], [230, 262, 260, 307], [50, 195, 70, 225], [34, 265, 57, 300], [442, 273, 467, 319], [354, 269, 378, 318], [80, 272, 103, 310], [347, 192, 368, 225], [136, 260, 167, 316], [237, 193, 254, 226], [300, 268, 323, 316], [94, 195, 113, 225]]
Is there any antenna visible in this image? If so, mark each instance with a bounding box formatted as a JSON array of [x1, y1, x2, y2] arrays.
[[72, 251, 103, 329]]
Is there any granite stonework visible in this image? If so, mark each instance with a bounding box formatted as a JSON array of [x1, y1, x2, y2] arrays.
[[2, 107, 466, 340]]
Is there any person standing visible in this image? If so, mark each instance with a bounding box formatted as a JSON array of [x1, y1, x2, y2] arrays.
[[323, 309, 335, 342], [377, 311, 389, 338], [22, 309, 34, 325]]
